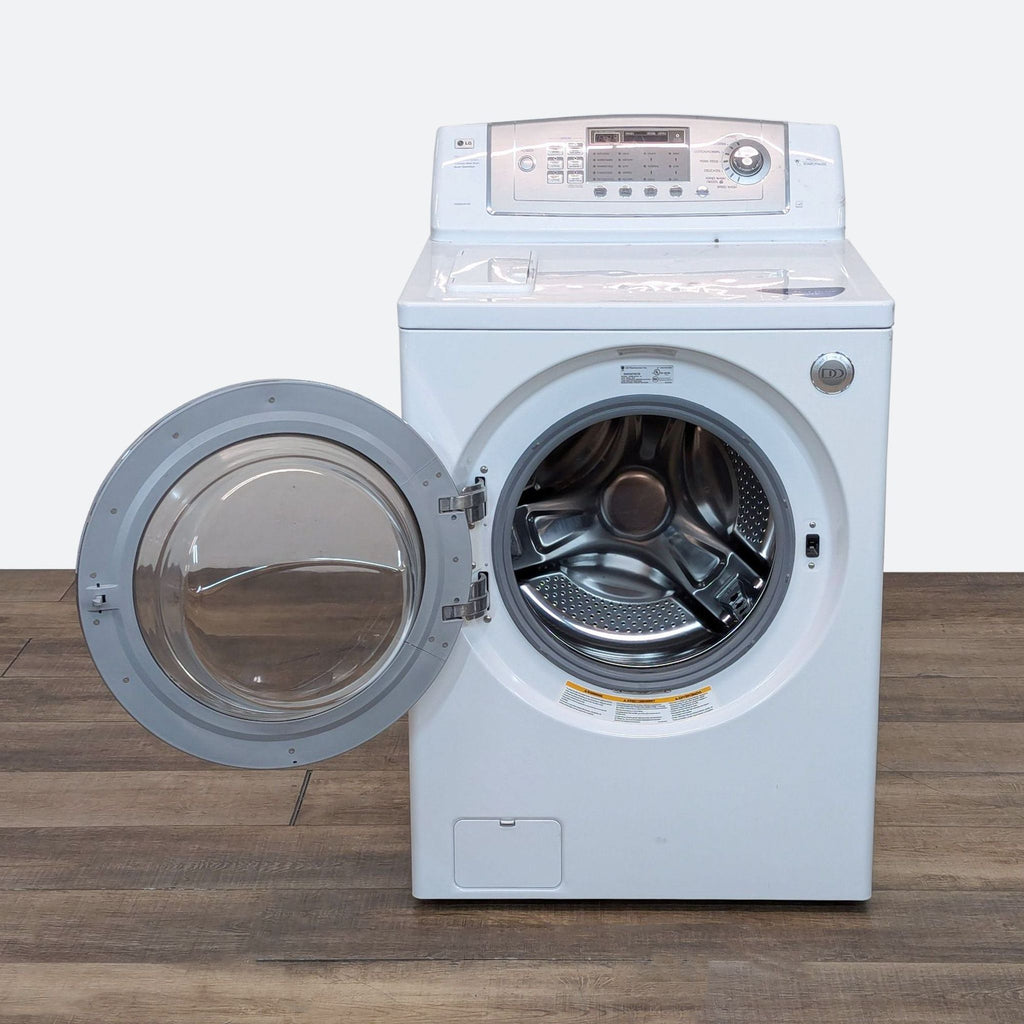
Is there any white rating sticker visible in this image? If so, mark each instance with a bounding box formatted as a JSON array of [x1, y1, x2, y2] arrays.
[[620, 364, 674, 385], [559, 680, 714, 724]]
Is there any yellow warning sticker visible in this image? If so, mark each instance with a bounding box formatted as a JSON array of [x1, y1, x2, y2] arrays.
[[559, 680, 714, 724]]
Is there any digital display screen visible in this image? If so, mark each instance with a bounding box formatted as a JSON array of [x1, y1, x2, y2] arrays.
[[622, 130, 669, 144], [587, 126, 690, 183]]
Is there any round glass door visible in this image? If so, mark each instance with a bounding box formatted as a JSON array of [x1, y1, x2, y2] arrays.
[[78, 381, 470, 768], [134, 435, 424, 722]]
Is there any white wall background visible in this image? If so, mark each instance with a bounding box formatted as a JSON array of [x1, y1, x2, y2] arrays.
[[1, 1, 1019, 569]]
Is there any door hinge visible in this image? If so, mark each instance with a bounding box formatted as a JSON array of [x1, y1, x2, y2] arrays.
[[439, 478, 487, 527], [84, 583, 119, 612], [442, 572, 489, 621]]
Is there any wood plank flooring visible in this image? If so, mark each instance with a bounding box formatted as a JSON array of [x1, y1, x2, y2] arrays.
[[0, 570, 1021, 1022]]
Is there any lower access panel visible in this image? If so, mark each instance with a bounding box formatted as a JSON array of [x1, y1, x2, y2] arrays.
[[453, 818, 562, 889]]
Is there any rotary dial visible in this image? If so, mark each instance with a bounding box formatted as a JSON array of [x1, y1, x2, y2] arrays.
[[723, 139, 771, 184]]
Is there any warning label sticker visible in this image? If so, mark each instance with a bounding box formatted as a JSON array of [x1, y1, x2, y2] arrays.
[[620, 363, 674, 385], [559, 680, 714, 724]]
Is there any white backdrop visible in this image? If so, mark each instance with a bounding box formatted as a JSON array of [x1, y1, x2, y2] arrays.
[[1, 1, 1020, 569]]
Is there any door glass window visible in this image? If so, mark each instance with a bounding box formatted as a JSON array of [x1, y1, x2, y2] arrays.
[[134, 435, 423, 721]]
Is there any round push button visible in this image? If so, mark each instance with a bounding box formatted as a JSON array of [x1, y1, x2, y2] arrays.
[[518, 155, 536, 172], [811, 352, 855, 394]]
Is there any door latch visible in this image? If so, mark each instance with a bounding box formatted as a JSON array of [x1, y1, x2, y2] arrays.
[[84, 583, 119, 612]]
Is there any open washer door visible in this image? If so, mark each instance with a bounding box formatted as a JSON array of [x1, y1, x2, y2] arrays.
[[77, 380, 481, 768]]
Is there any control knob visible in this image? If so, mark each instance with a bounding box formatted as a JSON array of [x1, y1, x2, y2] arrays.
[[729, 143, 765, 177]]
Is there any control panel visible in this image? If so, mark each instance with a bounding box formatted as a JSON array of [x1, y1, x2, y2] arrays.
[[489, 115, 787, 217]]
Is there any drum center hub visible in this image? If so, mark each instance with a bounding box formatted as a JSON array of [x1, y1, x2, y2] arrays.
[[600, 469, 672, 540]]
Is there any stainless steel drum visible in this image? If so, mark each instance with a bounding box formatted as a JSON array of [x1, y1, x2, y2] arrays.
[[504, 410, 788, 682]]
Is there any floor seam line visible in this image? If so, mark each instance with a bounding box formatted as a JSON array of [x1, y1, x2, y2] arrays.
[[1, 638, 32, 678], [289, 770, 313, 826]]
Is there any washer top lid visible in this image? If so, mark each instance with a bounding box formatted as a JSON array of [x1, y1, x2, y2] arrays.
[[398, 239, 893, 331]]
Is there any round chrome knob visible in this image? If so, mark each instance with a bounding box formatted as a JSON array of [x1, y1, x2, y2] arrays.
[[518, 154, 536, 172], [729, 144, 764, 177]]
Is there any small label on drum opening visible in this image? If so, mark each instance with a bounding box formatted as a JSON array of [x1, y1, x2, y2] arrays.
[[559, 680, 713, 724], [620, 364, 674, 385]]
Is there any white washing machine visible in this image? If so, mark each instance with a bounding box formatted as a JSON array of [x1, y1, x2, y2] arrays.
[[78, 115, 893, 900]]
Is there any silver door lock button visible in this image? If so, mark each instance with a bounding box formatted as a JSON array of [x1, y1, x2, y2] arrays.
[[811, 352, 854, 394]]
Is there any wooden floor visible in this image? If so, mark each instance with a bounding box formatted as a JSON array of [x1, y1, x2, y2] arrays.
[[0, 572, 1021, 1022]]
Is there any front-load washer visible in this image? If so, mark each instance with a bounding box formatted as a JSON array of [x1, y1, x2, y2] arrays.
[[77, 114, 892, 900]]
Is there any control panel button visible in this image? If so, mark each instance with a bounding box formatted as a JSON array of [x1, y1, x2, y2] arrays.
[[696, 186, 710, 198], [593, 186, 608, 197], [619, 186, 632, 197], [644, 186, 658, 197], [547, 172, 564, 184], [811, 352, 854, 394], [567, 172, 584, 184], [669, 185, 683, 197], [547, 157, 564, 170], [518, 155, 536, 172], [567, 157, 584, 170]]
